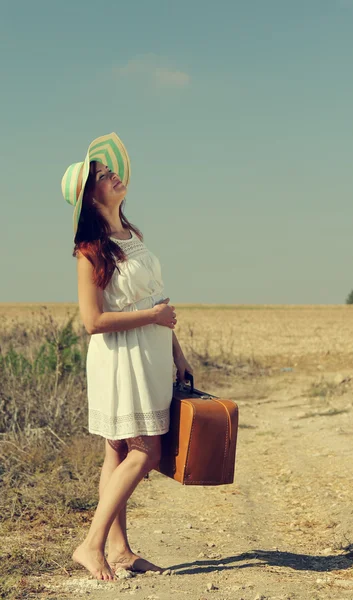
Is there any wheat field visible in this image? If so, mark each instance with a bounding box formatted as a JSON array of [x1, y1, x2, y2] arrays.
[[1, 303, 353, 370]]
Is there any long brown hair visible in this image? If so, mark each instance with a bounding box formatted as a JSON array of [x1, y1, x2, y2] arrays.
[[73, 162, 143, 289]]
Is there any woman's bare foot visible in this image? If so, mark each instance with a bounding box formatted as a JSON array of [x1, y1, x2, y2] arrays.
[[73, 543, 115, 581], [108, 550, 163, 573]]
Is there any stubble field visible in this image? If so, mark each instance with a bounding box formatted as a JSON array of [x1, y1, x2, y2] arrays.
[[1, 303, 353, 599]]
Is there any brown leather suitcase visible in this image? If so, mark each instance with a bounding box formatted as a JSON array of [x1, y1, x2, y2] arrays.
[[157, 372, 239, 485]]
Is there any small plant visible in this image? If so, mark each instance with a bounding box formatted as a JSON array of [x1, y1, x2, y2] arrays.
[[0, 348, 32, 379], [308, 377, 350, 400], [309, 380, 338, 398]]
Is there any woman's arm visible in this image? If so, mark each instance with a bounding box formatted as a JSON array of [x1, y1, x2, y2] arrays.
[[172, 330, 184, 359], [77, 253, 156, 334], [172, 330, 194, 381]]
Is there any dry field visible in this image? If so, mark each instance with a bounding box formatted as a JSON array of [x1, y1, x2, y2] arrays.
[[2, 302, 353, 368], [1, 303, 353, 600]]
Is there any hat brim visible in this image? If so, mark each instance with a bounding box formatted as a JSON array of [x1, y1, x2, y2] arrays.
[[73, 132, 131, 235]]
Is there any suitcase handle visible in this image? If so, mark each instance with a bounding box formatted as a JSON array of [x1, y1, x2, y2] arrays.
[[175, 369, 194, 394], [174, 371, 217, 399]]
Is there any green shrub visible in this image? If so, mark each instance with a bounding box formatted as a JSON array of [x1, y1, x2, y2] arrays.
[[0, 314, 88, 435]]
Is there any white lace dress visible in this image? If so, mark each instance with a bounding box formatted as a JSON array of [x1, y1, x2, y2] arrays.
[[86, 230, 173, 440]]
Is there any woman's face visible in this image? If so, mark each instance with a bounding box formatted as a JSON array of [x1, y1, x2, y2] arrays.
[[90, 161, 126, 207]]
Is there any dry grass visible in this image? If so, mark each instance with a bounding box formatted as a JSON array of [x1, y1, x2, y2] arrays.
[[1, 302, 353, 598]]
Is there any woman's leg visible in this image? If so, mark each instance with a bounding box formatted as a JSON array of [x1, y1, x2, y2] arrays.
[[100, 440, 130, 556], [105, 438, 163, 573], [73, 435, 161, 580]]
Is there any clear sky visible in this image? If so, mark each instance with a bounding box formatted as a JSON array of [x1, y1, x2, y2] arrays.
[[1, 0, 353, 304]]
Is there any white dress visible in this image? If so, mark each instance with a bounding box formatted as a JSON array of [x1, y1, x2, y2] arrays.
[[86, 230, 173, 440]]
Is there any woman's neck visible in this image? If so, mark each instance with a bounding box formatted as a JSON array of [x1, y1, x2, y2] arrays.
[[99, 205, 124, 235]]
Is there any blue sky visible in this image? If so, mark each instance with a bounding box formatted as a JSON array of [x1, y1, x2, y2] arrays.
[[1, 0, 353, 304]]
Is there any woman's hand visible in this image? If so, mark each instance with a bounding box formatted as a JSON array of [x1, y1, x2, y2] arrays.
[[174, 353, 194, 384], [152, 298, 177, 329]]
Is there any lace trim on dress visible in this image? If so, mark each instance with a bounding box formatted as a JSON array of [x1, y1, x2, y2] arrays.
[[88, 407, 170, 439], [110, 237, 149, 260]]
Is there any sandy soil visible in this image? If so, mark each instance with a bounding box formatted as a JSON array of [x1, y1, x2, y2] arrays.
[[33, 367, 353, 600]]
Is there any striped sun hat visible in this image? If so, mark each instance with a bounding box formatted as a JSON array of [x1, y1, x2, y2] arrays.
[[61, 132, 131, 234]]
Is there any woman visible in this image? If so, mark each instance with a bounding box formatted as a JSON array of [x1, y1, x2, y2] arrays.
[[61, 132, 193, 581]]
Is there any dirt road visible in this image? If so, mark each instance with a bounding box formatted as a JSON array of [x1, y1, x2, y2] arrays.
[[41, 369, 353, 599]]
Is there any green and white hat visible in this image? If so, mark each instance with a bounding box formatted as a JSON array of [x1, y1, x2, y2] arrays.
[[61, 132, 131, 234]]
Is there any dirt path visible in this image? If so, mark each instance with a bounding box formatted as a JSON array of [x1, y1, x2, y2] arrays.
[[42, 370, 353, 600]]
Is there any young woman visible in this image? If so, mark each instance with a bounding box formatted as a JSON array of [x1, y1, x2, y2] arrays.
[[61, 133, 193, 581]]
